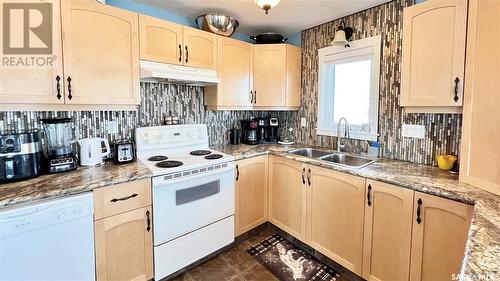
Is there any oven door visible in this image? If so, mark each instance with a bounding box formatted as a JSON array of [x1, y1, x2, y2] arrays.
[[152, 163, 235, 245]]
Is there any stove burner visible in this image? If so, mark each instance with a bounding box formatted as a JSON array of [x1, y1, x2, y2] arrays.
[[205, 154, 223, 160], [155, 160, 183, 168], [148, 155, 168, 161], [190, 150, 212, 156]]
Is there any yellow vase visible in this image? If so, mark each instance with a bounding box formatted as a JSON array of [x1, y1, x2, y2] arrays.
[[436, 155, 457, 171]]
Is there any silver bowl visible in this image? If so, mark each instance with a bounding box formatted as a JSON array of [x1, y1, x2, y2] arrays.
[[195, 14, 239, 37]]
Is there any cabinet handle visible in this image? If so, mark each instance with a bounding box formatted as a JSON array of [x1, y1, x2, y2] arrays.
[[110, 193, 138, 202], [236, 164, 239, 181], [307, 168, 311, 186], [67, 76, 72, 100], [254, 90, 257, 104], [185, 46, 189, 63], [416, 198, 422, 224], [250, 91, 253, 103], [146, 210, 151, 232], [56, 75, 61, 100], [454, 77, 460, 102], [367, 184, 372, 207], [302, 167, 306, 184], [178, 44, 182, 62]]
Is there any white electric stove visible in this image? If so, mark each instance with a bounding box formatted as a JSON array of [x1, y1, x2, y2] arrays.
[[135, 124, 235, 280]]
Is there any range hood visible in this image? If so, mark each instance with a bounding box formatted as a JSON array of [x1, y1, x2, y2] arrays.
[[140, 60, 219, 86]]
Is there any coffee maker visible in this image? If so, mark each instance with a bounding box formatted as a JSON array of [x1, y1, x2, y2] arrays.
[[41, 118, 78, 174], [240, 119, 259, 145], [257, 117, 279, 144]]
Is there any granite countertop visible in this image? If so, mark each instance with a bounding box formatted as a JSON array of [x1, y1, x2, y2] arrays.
[[213, 143, 500, 280], [0, 161, 151, 209]]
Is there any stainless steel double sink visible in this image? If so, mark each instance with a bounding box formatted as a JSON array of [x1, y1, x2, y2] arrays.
[[287, 148, 376, 169]]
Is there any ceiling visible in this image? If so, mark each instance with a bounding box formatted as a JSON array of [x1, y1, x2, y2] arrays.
[[132, 0, 390, 36]]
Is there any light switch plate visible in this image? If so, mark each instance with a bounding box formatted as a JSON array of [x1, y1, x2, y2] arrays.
[[402, 124, 425, 139], [301, 117, 307, 127], [107, 121, 118, 134]]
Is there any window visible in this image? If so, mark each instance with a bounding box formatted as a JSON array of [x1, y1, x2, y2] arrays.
[[317, 35, 381, 141]]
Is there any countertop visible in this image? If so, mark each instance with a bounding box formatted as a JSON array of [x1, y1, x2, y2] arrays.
[[213, 143, 500, 280], [0, 161, 151, 209]]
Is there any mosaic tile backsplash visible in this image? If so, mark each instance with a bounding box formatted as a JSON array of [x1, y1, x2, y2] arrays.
[[0, 0, 463, 166]]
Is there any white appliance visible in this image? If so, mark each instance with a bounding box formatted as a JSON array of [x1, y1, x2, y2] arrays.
[[0, 193, 95, 281], [140, 60, 220, 86], [135, 124, 235, 280], [78, 137, 110, 166]]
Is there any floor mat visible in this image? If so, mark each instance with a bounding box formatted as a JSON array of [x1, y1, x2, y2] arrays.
[[247, 234, 341, 281]]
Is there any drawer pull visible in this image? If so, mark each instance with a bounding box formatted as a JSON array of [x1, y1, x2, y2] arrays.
[[236, 164, 240, 181], [367, 184, 372, 207], [146, 210, 151, 232], [416, 198, 422, 224], [454, 77, 460, 102], [307, 168, 311, 186], [110, 193, 138, 203], [302, 167, 305, 184]]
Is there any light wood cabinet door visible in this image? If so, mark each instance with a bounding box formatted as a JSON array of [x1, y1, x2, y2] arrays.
[[401, 0, 467, 111], [306, 166, 366, 275], [95, 206, 153, 281], [268, 156, 307, 240], [253, 44, 286, 107], [409, 192, 473, 281], [182, 26, 217, 70], [0, 0, 64, 105], [235, 156, 268, 236], [139, 14, 183, 65], [362, 180, 414, 281], [286, 45, 302, 107], [459, 0, 500, 196], [60, 0, 140, 105]]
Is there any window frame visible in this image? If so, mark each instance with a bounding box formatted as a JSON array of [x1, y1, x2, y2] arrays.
[[316, 35, 382, 141]]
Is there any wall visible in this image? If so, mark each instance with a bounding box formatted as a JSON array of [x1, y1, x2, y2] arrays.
[[288, 0, 462, 165]]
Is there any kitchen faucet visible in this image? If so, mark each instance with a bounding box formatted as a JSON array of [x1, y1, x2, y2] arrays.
[[336, 117, 350, 153]]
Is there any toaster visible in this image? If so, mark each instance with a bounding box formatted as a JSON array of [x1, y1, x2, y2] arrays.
[[112, 140, 135, 164]]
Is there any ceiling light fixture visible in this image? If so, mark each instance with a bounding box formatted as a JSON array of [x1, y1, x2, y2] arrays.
[[255, 0, 280, 15], [331, 21, 354, 47]]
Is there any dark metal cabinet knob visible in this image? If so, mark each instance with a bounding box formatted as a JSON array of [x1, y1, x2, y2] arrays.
[[454, 77, 460, 102], [56, 75, 61, 100], [178, 44, 182, 62], [367, 184, 372, 207], [67, 76, 72, 100], [416, 198, 422, 224]]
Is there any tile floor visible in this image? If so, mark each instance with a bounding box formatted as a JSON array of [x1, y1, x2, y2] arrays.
[[168, 227, 352, 281]]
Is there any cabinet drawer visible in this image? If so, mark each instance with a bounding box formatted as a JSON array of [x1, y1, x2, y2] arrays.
[[94, 179, 151, 220]]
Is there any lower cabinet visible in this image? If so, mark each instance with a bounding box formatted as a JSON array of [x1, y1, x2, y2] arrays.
[[307, 166, 366, 275], [235, 155, 269, 236], [268, 156, 307, 240], [362, 180, 414, 281], [93, 179, 153, 281], [409, 192, 473, 281]]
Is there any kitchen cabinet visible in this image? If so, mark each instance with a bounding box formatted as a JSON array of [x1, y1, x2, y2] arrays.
[[409, 192, 473, 281], [139, 15, 217, 70], [0, 0, 64, 106], [459, 0, 500, 196], [205, 43, 301, 110], [235, 155, 268, 236], [60, 0, 140, 105], [204, 37, 254, 109], [94, 179, 153, 281], [306, 166, 366, 275], [268, 156, 307, 240], [400, 0, 467, 113], [362, 180, 414, 281]]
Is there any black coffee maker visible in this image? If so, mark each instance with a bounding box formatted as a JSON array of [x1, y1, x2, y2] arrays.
[[240, 119, 259, 145], [257, 117, 279, 144]]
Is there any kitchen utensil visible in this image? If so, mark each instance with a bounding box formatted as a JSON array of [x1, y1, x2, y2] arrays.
[[113, 140, 135, 164], [195, 14, 239, 37], [0, 131, 41, 183], [78, 137, 110, 166], [436, 154, 457, 171], [41, 118, 77, 174], [250, 33, 288, 44]]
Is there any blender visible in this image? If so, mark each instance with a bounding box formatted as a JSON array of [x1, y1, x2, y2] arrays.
[[41, 118, 78, 173]]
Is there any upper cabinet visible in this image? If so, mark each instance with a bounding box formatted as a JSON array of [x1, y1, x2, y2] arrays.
[[61, 0, 140, 105], [205, 43, 301, 110], [139, 15, 217, 70], [459, 0, 500, 196], [401, 0, 467, 113]]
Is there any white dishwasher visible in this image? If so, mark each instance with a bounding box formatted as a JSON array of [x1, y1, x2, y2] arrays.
[[0, 193, 95, 281]]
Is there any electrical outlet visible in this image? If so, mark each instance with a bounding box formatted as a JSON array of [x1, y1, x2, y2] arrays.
[[107, 121, 118, 134], [402, 124, 425, 139], [301, 117, 307, 127]]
